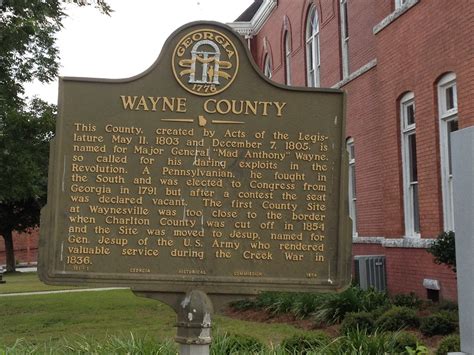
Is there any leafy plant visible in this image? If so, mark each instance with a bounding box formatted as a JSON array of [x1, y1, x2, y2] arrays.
[[436, 334, 461, 355], [313, 286, 390, 325], [427, 231, 456, 272], [420, 313, 457, 336], [392, 331, 421, 353], [280, 332, 329, 353], [323, 328, 401, 355], [211, 333, 267, 354], [375, 307, 420, 331], [340, 312, 375, 334], [228, 298, 257, 311], [405, 343, 429, 355], [4, 334, 177, 354], [290, 293, 323, 319], [392, 292, 423, 309]]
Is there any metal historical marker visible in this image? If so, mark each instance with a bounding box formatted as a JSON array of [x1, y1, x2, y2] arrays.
[[39, 21, 351, 351]]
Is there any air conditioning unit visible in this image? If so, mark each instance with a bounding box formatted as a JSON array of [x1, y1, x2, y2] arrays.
[[354, 255, 387, 292]]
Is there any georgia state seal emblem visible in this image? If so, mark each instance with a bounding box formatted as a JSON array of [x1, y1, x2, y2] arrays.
[[172, 28, 239, 96]]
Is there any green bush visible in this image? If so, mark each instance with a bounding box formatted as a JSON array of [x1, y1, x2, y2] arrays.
[[427, 231, 456, 272], [436, 334, 461, 355], [437, 300, 458, 312], [264, 292, 295, 316], [361, 287, 391, 311], [290, 293, 322, 319], [313, 286, 390, 325], [228, 298, 257, 311], [392, 292, 423, 309], [392, 331, 422, 353], [4, 334, 177, 354], [324, 328, 400, 355], [340, 312, 375, 334], [280, 332, 329, 353], [255, 291, 281, 310], [211, 333, 266, 354], [420, 313, 457, 336], [375, 307, 420, 331]]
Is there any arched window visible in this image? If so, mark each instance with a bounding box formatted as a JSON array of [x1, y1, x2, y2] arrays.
[[438, 73, 458, 231], [400, 92, 420, 237], [284, 30, 291, 85], [339, 0, 349, 78], [264, 53, 272, 79], [306, 5, 320, 87]]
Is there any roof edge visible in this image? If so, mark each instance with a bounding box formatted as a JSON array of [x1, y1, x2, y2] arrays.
[[227, 0, 277, 38]]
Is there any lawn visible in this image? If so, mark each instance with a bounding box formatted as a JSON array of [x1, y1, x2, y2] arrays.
[[0, 272, 84, 294], [0, 273, 309, 349]]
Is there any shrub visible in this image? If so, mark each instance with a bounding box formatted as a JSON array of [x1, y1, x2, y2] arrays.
[[313, 286, 390, 325], [340, 312, 374, 334], [427, 231, 456, 272], [290, 293, 322, 319], [324, 328, 400, 355], [392, 292, 423, 309], [361, 287, 391, 311], [211, 333, 266, 354], [375, 307, 420, 331], [264, 292, 295, 316], [392, 331, 422, 353], [420, 313, 457, 336], [437, 300, 458, 312], [436, 334, 461, 355], [229, 298, 257, 311], [255, 292, 281, 310], [280, 332, 329, 353]]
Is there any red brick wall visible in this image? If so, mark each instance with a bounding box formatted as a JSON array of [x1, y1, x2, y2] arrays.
[[247, 0, 471, 300], [0, 230, 39, 265], [353, 244, 458, 301], [374, 0, 474, 237]]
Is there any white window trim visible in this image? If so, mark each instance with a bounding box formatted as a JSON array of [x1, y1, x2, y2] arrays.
[[438, 73, 458, 232], [347, 138, 357, 236], [264, 53, 272, 79], [306, 5, 320, 87], [340, 0, 349, 78], [400, 92, 420, 237], [284, 30, 291, 85], [395, 0, 409, 9]]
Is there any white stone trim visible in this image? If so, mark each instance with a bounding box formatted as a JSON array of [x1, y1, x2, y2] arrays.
[[373, 0, 420, 35], [228, 0, 277, 38], [332, 59, 377, 89], [353, 236, 436, 249]]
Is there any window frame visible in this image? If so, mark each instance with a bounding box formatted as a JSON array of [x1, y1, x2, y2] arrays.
[[347, 138, 357, 236], [400, 92, 420, 237], [305, 5, 320, 87], [340, 0, 349, 78], [395, 0, 409, 9], [263, 53, 272, 79], [438, 73, 458, 231], [284, 30, 291, 85]]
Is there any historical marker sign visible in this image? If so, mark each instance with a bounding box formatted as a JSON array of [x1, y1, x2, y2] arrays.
[[39, 22, 351, 295]]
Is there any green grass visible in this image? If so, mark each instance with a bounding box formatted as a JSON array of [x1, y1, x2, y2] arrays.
[[0, 287, 313, 348], [0, 272, 85, 294]]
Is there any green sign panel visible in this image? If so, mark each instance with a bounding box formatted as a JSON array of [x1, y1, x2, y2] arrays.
[[39, 22, 351, 295]]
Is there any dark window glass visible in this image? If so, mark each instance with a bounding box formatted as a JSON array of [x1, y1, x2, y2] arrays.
[[447, 120, 459, 175], [413, 183, 420, 233], [409, 134, 417, 182], [406, 103, 415, 125], [446, 86, 455, 111]]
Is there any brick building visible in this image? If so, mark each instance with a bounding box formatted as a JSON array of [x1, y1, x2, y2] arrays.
[[230, 0, 473, 300]]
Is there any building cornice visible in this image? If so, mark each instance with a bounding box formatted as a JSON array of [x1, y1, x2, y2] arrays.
[[373, 0, 420, 35], [353, 236, 436, 249], [227, 0, 277, 38]]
